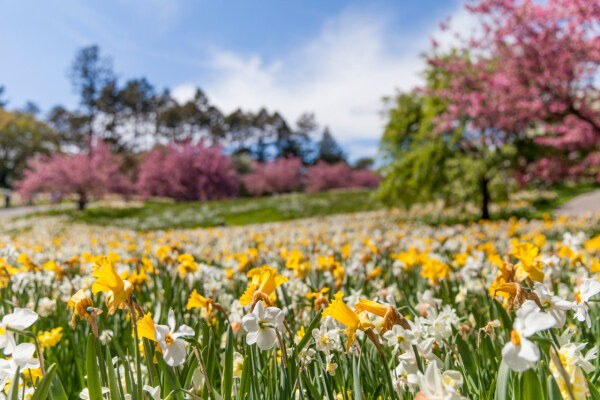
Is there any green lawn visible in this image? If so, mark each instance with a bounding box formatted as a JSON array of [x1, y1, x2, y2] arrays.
[[27, 182, 599, 231], [34, 189, 384, 230]]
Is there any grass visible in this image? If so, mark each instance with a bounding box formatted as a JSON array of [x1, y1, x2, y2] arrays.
[[32, 189, 384, 230], [25, 181, 599, 231]]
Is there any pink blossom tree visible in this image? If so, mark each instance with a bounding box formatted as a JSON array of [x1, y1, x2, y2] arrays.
[[16, 141, 131, 210], [242, 157, 302, 196], [429, 0, 600, 179], [305, 162, 380, 193], [136, 140, 238, 201]]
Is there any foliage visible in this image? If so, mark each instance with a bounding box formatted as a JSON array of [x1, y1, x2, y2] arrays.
[[136, 140, 239, 201], [242, 157, 303, 196], [14, 141, 129, 210], [0, 109, 61, 188], [428, 0, 600, 180], [378, 66, 517, 219], [317, 127, 346, 164]]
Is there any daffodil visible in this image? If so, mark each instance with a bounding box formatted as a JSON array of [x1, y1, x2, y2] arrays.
[[355, 298, 409, 333], [92, 257, 133, 315], [67, 289, 103, 337], [0, 308, 38, 355], [137, 313, 157, 342], [415, 363, 466, 400], [0, 343, 40, 383], [306, 287, 329, 310], [155, 309, 194, 367], [550, 342, 597, 400], [322, 291, 374, 352], [240, 265, 287, 308], [241, 301, 284, 351], [186, 289, 214, 313], [511, 242, 544, 282], [572, 278, 600, 328], [501, 300, 555, 372], [177, 253, 198, 278], [37, 327, 63, 349]]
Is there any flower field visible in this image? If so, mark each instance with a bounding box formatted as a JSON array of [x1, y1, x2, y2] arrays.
[[2, 210, 600, 399]]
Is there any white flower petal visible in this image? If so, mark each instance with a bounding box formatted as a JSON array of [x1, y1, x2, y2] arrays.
[[163, 341, 188, 367], [256, 328, 277, 350], [3, 308, 38, 330]]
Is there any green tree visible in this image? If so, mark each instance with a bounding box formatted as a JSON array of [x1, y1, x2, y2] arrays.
[[317, 127, 346, 164], [0, 109, 61, 188], [69, 45, 115, 142], [378, 68, 516, 220]]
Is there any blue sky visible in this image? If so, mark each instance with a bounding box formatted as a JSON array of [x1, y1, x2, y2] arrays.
[[0, 0, 473, 160]]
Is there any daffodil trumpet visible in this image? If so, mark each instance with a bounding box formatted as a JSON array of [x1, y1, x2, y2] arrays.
[[355, 298, 411, 333]]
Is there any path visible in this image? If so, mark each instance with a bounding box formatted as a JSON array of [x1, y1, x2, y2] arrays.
[[555, 189, 600, 216], [0, 204, 61, 219]]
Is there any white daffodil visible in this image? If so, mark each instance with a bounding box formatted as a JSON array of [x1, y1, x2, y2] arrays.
[[534, 283, 572, 328], [241, 301, 284, 351], [143, 385, 162, 400], [382, 322, 417, 352], [572, 279, 600, 328], [0, 308, 38, 355], [550, 342, 598, 400], [415, 363, 466, 400], [155, 309, 194, 367], [502, 300, 555, 372], [0, 342, 40, 389], [312, 324, 341, 354]]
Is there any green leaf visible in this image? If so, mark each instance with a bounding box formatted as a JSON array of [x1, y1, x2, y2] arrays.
[[455, 334, 479, 389], [352, 355, 362, 400], [546, 375, 562, 400], [48, 371, 69, 400], [495, 360, 510, 400], [105, 347, 121, 400], [296, 311, 322, 353], [31, 364, 58, 400], [588, 378, 600, 400], [222, 327, 234, 400], [522, 369, 543, 400], [86, 334, 103, 400]]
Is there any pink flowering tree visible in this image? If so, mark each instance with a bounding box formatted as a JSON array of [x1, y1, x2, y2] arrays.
[[16, 141, 131, 210], [136, 140, 238, 201], [305, 161, 379, 193], [429, 0, 600, 181], [242, 157, 302, 196]]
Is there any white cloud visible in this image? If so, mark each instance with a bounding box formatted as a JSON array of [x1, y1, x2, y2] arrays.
[[174, 3, 474, 158]]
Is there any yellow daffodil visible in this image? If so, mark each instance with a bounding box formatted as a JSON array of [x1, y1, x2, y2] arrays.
[[512, 242, 544, 282], [355, 298, 409, 333], [37, 327, 63, 349], [420, 257, 450, 286], [322, 291, 374, 352], [177, 253, 198, 278], [137, 313, 157, 342], [91, 257, 133, 315], [240, 265, 287, 308]]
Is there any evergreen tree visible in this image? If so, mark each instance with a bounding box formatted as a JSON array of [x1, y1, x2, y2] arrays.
[[317, 127, 346, 164]]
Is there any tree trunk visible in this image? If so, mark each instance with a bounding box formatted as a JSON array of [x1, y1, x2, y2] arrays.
[[77, 192, 87, 211], [480, 177, 490, 220]]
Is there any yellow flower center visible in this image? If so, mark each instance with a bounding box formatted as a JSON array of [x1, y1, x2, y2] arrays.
[[575, 293, 582, 304], [165, 333, 174, 346], [510, 330, 521, 346]]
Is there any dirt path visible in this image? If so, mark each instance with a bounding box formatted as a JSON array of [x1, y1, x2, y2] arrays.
[[555, 189, 600, 216]]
